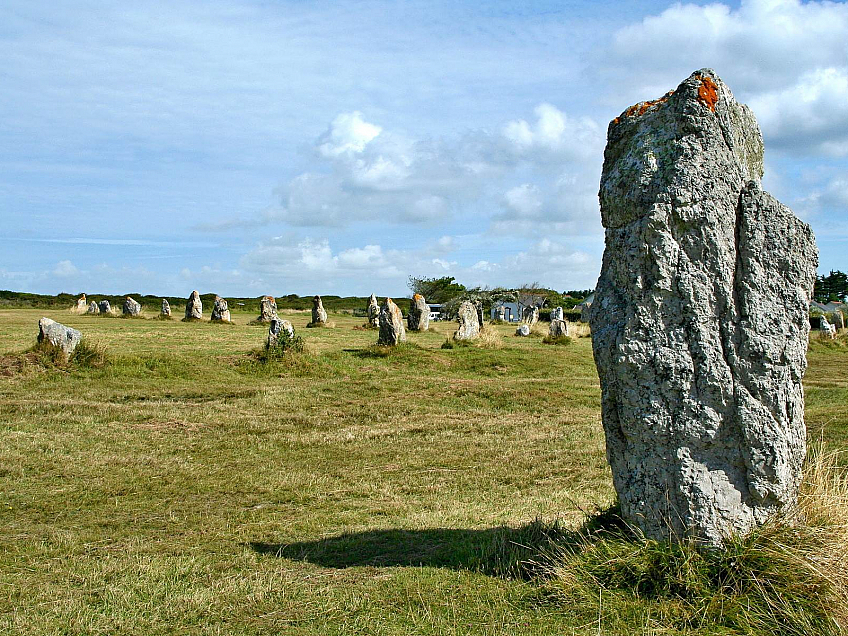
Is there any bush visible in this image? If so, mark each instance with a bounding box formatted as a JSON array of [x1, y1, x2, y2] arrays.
[[542, 334, 573, 346], [262, 328, 305, 360]]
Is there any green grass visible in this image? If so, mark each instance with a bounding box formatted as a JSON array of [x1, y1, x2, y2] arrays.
[[0, 308, 846, 634]]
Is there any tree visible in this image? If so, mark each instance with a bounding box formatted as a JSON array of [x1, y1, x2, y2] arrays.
[[406, 276, 466, 304], [814, 270, 848, 303]]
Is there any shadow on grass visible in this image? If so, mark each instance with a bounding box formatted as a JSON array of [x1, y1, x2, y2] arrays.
[[249, 507, 628, 578]]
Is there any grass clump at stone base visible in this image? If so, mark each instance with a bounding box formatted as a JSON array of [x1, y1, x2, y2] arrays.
[[490, 448, 848, 635], [26, 338, 110, 370], [541, 334, 573, 346]]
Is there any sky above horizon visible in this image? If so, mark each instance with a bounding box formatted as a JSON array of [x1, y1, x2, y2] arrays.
[[2, 0, 847, 298]]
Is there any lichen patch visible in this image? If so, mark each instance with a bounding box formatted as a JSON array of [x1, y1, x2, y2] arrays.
[[697, 75, 718, 112]]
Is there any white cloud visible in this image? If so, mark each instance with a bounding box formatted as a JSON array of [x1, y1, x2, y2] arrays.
[[504, 184, 543, 216], [749, 67, 848, 156], [316, 111, 382, 158], [503, 103, 603, 163], [52, 260, 79, 277]]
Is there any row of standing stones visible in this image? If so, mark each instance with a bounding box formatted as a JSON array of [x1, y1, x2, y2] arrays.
[[43, 69, 827, 548]]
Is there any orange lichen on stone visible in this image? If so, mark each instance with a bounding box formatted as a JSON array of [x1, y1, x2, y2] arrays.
[[697, 75, 718, 112], [413, 293, 423, 301], [613, 91, 674, 126]]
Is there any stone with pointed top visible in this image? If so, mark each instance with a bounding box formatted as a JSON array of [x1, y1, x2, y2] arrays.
[[378, 298, 406, 345], [590, 69, 817, 546], [407, 294, 430, 331], [453, 301, 480, 340], [161, 299, 171, 317], [185, 291, 203, 320], [366, 293, 380, 328], [310, 295, 327, 326], [123, 296, 141, 316]]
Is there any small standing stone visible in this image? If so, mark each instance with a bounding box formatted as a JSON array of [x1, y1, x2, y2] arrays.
[[378, 298, 406, 345], [161, 299, 171, 317], [267, 318, 295, 347], [552, 307, 564, 321], [515, 324, 531, 337], [38, 317, 81, 357], [75, 294, 87, 313], [476, 302, 484, 328], [453, 301, 480, 340], [87, 301, 98, 314], [821, 316, 836, 339], [830, 311, 845, 331], [257, 296, 278, 323], [549, 319, 569, 337], [98, 300, 111, 314], [366, 293, 380, 328], [522, 306, 539, 325], [185, 291, 203, 320], [122, 296, 141, 316], [211, 296, 231, 322], [495, 305, 506, 321], [407, 294, 430, 331], [310, 295, 328, 326]]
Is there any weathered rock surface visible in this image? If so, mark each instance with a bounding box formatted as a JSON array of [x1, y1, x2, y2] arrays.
[[476, 302, 484, 328], [257, 296, 278, 323], [98, 300, 111, 314], [367, 294, 380, 328], [453, 301, 480, 340], [495, 305, 506, 321], [267, 318, 295, 347], [378, 298, 406, 345], [310, 295, 327, 326], [211, 296, 231, 322], [161, 299, 171, 316], [75, 295, 87, 312], [522, 306, 538, 325], [552, 307, 564, 321], [830, 311, 845, 331], [407, 294, 430, 331], [185, 291, 203, 320], [589, 69, 818, 546], [87, 301, 98, 314], [123, 296, 141, 316], [38, 317, 81, 357], [515, 324, 530, 337], [549, 319, 569, 338], [821, 316, 836, 339]]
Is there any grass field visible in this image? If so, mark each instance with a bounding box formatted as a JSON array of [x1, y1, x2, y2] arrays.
[[1, 308, 847, 635]]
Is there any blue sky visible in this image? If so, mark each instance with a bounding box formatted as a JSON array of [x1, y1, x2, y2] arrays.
[[2, 0, 847, 297]]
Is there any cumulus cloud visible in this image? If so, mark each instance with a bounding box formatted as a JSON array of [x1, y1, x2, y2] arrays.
[[316, 111, 382, 158], [52, 260, 79, 277], [216, 104, 604, 234], [749, 67, 848, 156]]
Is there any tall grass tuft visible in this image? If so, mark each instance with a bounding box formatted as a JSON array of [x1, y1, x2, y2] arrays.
[[70, 338, 110, 368], [520, 448, 848, 635]]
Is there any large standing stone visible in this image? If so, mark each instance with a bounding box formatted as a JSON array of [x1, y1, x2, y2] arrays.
[[551, 307, 564, 321], [453, 301, 480, 340], [75, 294, 87, 313], [122, 296, 141, 316], [257, 296, 278, 323], [38, 317, 81, 357], [267, 318, 295, 347], [549, 319, 569, 338], [98, 300, 111, 314], [378, 298, 406, 345], [310, 295, 327, 326], [522, 306, 539, 325], [211, 296, 231, 322], [185, 291, 203, 320], [366, 293, 380, 328], [407, 294, 430, 331], [161, 299, 171, 317], [589, 69, 818, 546], [87, 301, 98, 314]]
